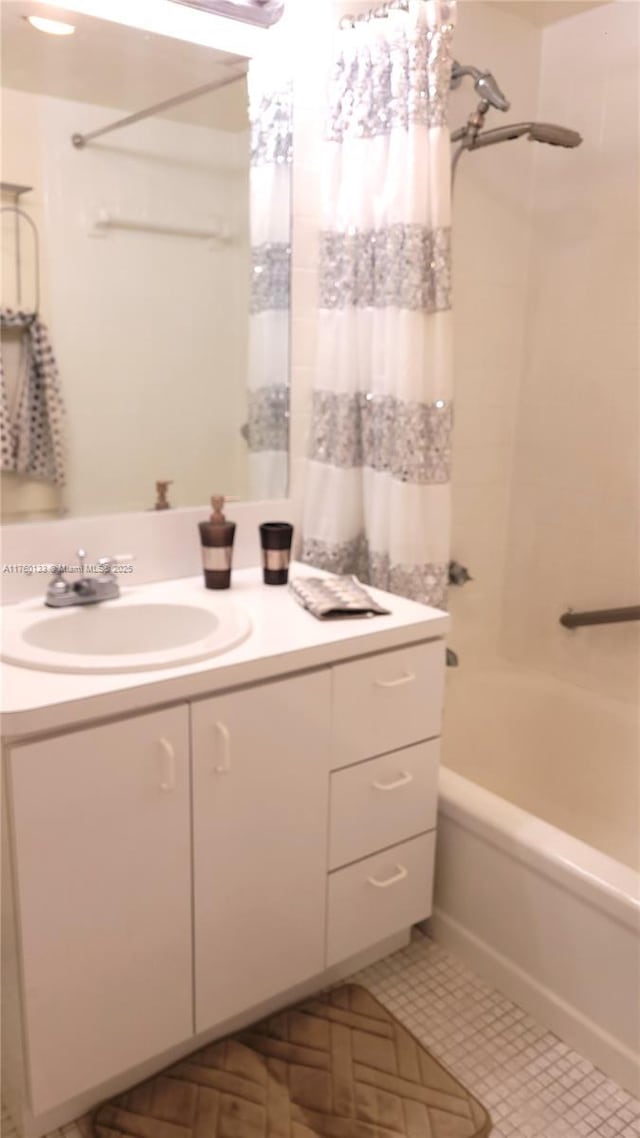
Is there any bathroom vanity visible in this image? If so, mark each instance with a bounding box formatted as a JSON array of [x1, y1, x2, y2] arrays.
[[1, 566, 448, 1137]]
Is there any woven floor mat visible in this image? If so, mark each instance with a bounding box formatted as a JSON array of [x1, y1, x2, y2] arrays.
[[93, 983, 492, 1137]]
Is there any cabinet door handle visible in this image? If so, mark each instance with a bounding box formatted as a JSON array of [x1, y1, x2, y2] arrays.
[[214, 720, 231, 774], [367, 864, 408, 889], [158, 737, 176, 792], [374, 671, 416, 689], [372, 771, 413, 792]]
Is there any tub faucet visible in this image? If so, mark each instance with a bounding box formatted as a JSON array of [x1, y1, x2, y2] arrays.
[[449, 560, 473, 586], [45, 549, 131, 607]]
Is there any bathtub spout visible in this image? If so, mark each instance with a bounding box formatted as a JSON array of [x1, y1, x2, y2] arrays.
[[449, 561, 473, 586]]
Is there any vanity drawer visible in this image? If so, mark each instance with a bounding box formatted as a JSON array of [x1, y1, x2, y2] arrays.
[[331, 641, 444, 768], [326, 833, 435, 966], [329, 740, 439, 870]]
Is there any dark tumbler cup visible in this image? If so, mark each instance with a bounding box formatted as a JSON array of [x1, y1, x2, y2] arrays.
[[259, 522, 293, 586]]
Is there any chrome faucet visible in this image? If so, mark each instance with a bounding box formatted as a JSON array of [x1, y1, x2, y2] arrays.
[[45, 549, 131, 607]]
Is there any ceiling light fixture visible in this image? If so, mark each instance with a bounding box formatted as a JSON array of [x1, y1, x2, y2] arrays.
[[26, 15, 76, 34]]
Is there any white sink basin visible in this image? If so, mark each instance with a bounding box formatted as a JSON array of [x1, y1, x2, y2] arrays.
[[1, 595, 251, 674]]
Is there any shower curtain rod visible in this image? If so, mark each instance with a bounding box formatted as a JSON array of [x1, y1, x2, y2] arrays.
[[71, 66, 248, 149], [341, 0, 415, 26]]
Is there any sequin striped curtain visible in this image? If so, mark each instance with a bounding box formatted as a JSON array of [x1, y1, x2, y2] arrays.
[[246, 67, 292, 500], [301, 0, 456, 609]]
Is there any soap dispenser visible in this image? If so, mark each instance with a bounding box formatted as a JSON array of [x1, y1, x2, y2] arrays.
[[154, 480, 172, 510], [198, 496, 236, 590]]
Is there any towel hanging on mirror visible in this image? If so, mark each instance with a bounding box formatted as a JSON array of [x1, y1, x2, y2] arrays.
[[0, 307, 66, 487], [169, 0, 285, 26]]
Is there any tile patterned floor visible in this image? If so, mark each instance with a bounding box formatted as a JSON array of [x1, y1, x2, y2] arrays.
[[3, 934, 639, 1138], [352, 935, 640, 1138]]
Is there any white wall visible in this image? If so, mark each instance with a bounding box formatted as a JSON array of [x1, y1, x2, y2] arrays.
[[447, 0, 543, 663], [501, 0, 640, 703], [1, 87, 250, 520]]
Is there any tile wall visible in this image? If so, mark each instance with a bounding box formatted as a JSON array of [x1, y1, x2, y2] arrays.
[[446, 1, 543, 663], [501, 1, 640, 704]]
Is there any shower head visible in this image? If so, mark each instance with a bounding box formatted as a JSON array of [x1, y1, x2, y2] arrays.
[[462, 121, 583, 150], [527, 122, 583, 147], [451, 119, 583, 183], [451, 61, 510, 112]]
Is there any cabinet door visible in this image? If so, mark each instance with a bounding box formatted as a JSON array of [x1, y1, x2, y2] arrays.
[[8, 706, 192, 1114], [192, 670, 330, 1033]]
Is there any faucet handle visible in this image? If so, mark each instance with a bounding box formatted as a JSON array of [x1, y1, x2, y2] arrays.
[[97, 554, 134, 575], [46, 564, 71, 601], [76, 548, 88, 577]]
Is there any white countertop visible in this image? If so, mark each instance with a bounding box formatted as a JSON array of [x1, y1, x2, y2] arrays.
[[1, 565, 448, 740]]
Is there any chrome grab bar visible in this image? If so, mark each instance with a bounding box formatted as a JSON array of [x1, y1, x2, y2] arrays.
[[560, 606, 640, 629]]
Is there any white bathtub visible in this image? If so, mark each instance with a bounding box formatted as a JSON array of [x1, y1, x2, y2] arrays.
[[432, 666, 640, 1095]]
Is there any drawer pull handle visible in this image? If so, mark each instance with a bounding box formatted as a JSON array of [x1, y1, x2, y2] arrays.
[[214, 720, 231, 774], [158, 738, 176, 792], [367, 864, 408, 889], [374, 671, 416, 689], [373, 771, 413, 792]]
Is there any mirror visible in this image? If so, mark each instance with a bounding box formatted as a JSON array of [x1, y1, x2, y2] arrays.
[[0, 0, 291, 521]]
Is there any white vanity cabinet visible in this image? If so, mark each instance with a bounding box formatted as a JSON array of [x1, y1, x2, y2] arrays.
[[2, 571, 448, 1138], [191, 670, 331, 1031], [7, 706, 193, 1116]]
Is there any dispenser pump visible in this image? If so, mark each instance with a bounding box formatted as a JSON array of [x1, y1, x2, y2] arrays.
[[198, 494, 236, 590], [209, 495, 226, 523], [155, 480, 172, 510]]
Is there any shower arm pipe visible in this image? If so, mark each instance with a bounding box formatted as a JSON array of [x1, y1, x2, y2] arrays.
[[451, 120, 486, 144], [452, 122, 548, 147], [451, 143, 465, 181], [71, 67, 247, 149], [451, 120, 525, 174], [559, 606, 640, 629]]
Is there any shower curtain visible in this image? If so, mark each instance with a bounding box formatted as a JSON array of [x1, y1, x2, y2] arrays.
[[246, 64, 292, 500], [301, 0, 456, 609]]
